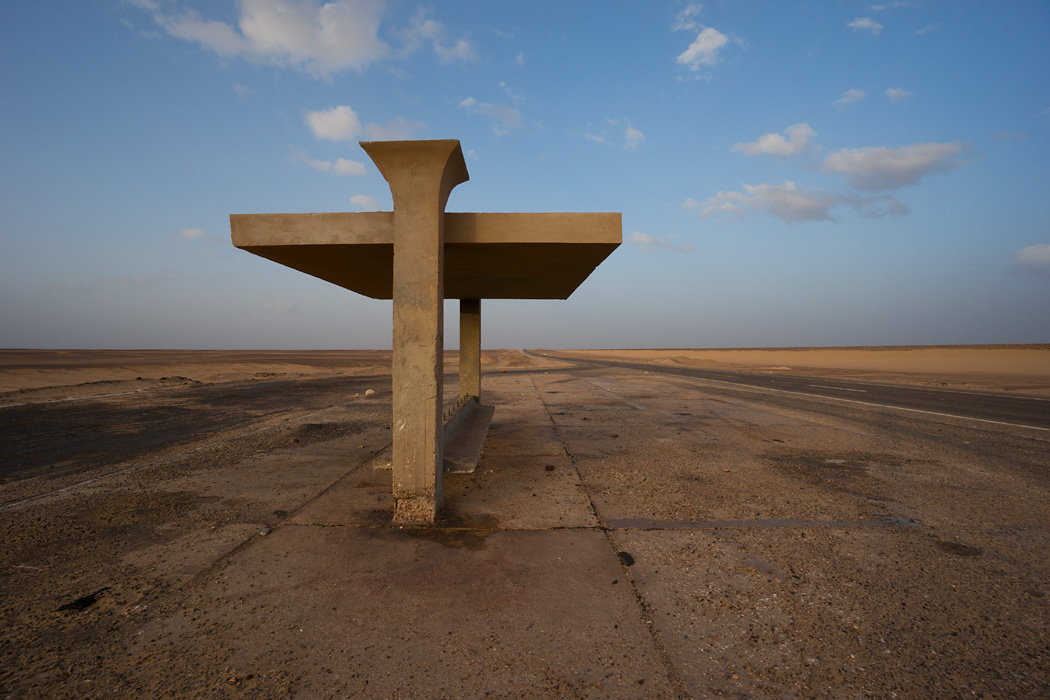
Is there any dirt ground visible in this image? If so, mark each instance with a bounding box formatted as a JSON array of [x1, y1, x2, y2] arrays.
[[0, 348, 1047, 698]]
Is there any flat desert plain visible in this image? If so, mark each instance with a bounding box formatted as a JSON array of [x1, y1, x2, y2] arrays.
[[1, 346, 1047, 699], [553, 344, 1050, 396], [2, 344, 1047, 400]]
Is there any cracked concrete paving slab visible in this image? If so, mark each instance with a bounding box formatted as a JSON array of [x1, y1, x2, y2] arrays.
[[611, 526, 1048, 699], [126, 526, 678, 699], [535, 364, 1049, 699]]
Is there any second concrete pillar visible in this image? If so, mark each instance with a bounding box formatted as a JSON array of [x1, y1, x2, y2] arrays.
[[459, 299, 481, 402]]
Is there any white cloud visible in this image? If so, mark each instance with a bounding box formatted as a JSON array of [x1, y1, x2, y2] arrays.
[[631, 232, 693, 253], [331, 158, 366, 175], [458, 97, 521, 135], [848, 17, 884, 36], [676, 26, 729, 70], [581, 119, 643, 149], [141, 0, 389, 78], [305, 105, 362, 142], [625, 124, 645, 150], [700, 182, 840, 222], [232, 82, 253, 98], [364, 116, 425, 140], [293, 148, 366, 176], [885, 87, 912, 102], [914, 22, 942, 35], [435, 38, 476, 63], [833, 89, 866, 109], [992, 132, 1027, 142], [672, 4, 704, 32], [177, 227, 209, 240], [135, 1, 476, 77], [682, 197, 700, 212], [870, 1, 910, 10], [1013, 244, 1050, 276], [697, 181, 907, 223], [400, 8, 476, 64], [306, 107, 423, 142], [350, 194, 380, 211], [733, 123, 817, 158], [499, 81, 525, 104], [152, 8, 249, 56], [515, 51, 526, 66], [822, 141, 969, 191]]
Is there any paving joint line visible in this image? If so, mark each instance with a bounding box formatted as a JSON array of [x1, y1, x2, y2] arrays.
[[527, 370, 691, 700], [177, 439, 393, 595]]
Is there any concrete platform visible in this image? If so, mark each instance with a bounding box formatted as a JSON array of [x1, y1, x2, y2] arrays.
[[1, 355, 1047, 698]]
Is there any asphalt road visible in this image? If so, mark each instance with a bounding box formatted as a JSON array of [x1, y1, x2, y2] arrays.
[[531, 351, 1050, 432]]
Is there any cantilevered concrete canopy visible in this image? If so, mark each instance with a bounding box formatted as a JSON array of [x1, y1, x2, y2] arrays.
[[230, 212, 621, 300], [231, 139, 620, 523]]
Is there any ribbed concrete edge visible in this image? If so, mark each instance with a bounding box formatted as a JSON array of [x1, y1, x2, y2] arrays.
[[442, 398, 495, 473], [370, 398, 495, 473]]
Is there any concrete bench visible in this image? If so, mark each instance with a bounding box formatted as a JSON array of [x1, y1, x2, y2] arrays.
[[442, 397, 495, 473], [373, 396, 495, 475]]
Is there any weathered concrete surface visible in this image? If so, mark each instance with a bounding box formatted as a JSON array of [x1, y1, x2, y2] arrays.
[[362, 139, 468, 523], [229, 212, 621, 300], [1, 351, 1047, 699], [441, 398, 494, 473]]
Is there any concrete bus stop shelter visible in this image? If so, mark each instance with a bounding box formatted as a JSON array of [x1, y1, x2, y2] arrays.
[[231, 140, 620, 523]]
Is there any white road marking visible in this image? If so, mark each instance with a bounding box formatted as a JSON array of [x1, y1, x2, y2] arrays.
[[534, 351, 1050, 435], [687, 375, 1049, 432], [538, 353, 1048, 433], [810, 384, 866, 393], [533, 352, 1050, 404]]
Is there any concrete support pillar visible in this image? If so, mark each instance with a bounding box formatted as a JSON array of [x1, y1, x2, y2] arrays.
[[459, 299, 481, 402], [360, 140, 469, 523]]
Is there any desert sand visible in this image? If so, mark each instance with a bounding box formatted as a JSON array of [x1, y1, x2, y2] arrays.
[[549, 344, 1050, 396], [0, 348, 568, 407], [2, 345, 1047, 400]]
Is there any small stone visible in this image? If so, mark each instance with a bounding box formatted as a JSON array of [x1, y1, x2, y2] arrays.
[[260, 526, 272, 536], [364, 389, 376, 396]]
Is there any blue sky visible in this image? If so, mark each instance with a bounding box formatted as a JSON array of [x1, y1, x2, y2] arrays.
[[2, 1, 1048, 350]]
